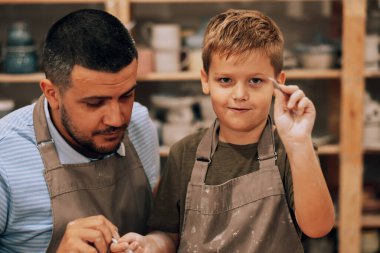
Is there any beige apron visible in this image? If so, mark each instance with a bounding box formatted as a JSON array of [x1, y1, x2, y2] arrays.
[[33, 96, 152, 253], [178, 118, 303, 253]]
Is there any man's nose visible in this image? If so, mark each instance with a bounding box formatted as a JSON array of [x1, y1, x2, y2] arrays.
[[104, 102, 125, 127]]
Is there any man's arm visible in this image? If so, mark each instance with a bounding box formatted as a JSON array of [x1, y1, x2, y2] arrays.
[[0, 166, 9, 235], [129, 102, 160, 190]]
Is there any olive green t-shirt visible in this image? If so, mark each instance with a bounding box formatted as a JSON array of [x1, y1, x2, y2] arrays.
[[148, 128, 304, 235]]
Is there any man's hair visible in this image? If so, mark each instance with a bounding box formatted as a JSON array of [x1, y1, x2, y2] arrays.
[[202, 9, 284, 75], [42, 9, 137, 90]]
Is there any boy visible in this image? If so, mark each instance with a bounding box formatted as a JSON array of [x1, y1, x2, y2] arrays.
[[111, 9, 335, 253]]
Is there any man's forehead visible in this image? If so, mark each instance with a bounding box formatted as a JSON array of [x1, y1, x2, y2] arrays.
[[70, 62, 137, 87]]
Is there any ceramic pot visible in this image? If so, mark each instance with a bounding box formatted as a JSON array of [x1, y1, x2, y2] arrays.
[[7, 22, 34, 46], [3, 46, 38, 73]]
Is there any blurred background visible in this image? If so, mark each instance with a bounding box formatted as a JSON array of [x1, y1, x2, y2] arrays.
[[0, 1, 380, 252]]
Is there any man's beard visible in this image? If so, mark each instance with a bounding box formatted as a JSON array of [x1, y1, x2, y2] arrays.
[[61, 105, 126, 155]]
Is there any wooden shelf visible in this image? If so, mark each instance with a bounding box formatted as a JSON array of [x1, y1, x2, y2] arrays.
[[334, 215, 380, 229], [0, 69, 341, 84], [138, 71, 201, 82], [286, 69, 341, 79], [131, 0, 266, 2], [138, 69, 341, 82], [362, 214, 380, 229], [0, 0, 105, 3], [131, 0, 332, 3], [0, 73, 44, 83], [364, 146, 380, 154], [365, 70, 380, 78], [318, 144, 340, 155]]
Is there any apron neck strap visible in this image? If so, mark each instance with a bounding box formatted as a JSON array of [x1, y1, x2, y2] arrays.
[[33, 95, 61, 171]]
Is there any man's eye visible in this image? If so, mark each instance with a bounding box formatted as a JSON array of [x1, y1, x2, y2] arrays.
[[121, 92, 133, 100], [86, 101, 104, 108]]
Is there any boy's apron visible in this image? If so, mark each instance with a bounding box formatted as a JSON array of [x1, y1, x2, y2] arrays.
[[33, 95, 153, 253], [178, 118, 303, 253]]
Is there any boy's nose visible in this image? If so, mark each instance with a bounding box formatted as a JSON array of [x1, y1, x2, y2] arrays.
[[232, 84, 249, 101]]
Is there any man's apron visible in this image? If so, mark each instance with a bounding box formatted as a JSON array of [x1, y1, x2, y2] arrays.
[[33, 96, 153, 253], [178, 118, 303, 253]]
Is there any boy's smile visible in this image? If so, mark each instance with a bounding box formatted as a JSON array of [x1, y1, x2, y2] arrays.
[[201, 50, 285, 144]]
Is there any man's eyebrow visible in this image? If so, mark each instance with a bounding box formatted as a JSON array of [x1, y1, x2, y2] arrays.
[[122, 84, 137, 96], [80, 84, 137, 101]]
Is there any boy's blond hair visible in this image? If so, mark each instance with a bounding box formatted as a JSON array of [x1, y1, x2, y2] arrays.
[[202, 9, 284, 75]]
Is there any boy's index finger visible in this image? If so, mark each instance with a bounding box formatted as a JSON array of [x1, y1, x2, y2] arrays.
[[268, 77, 288, 98], [268, 77, 282, 91]]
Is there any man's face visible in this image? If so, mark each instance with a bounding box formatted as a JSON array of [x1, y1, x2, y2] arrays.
[[201, 51, 279, 143], [52, 60, 138, 157]]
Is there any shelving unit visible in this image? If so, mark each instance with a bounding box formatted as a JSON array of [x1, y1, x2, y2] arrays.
[[0, 0, 130, 25], [339, 1, 366, 253], [0, 0, 377, 252], [0, 0, 105, 3]]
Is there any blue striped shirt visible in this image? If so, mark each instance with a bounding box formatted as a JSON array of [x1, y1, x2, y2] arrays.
[[0, 101, 160, 253]]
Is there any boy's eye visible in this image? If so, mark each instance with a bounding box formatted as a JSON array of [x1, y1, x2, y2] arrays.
[[249, 78, 264, 86], [218, 77, 231, 84]]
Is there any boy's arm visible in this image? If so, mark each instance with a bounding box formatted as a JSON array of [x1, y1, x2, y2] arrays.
[[145, 231, 178, 252], [284, 137, 335, 238], [273, 85, 335, 238], [110, 231, 178, 253]]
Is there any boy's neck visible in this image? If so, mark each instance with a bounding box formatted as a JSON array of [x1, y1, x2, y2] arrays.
[[218, 123, 266, 145]]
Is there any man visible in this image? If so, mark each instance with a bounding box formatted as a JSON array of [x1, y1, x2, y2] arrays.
[[0, 9, 160, 253]]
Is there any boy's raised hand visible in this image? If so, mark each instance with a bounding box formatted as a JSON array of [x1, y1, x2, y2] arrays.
[[273, 84, 316, 143]]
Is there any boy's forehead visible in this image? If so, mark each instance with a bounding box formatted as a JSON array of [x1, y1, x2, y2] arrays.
[[212, 49, 266, 60], [209, 50, 275, 75], [211, 50, 269, 65]]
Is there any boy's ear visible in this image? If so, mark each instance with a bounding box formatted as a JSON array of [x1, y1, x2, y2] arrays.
[[40, 79, 61, 110], [278, 71, 286, 84], [201, 68, 210, 95]]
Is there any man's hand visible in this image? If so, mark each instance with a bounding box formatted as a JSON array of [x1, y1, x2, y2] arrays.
[[56, 215, 119, 253]]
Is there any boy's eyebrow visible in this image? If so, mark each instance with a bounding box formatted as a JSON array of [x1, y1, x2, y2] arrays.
[[80, 84, 137, 101], [213, 71, 266, 76]]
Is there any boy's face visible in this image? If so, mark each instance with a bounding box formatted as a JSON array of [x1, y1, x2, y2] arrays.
[[201, 50, 285, 142]]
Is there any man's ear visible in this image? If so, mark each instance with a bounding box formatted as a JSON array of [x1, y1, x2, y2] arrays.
[[40, 79, 60, 110], [201, 68, 210, 95]]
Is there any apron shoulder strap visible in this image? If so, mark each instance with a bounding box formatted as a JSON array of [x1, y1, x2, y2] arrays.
[[33, 95, 61, 171], [257, 116, 277, 169], [191, 119, 219, 184]]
